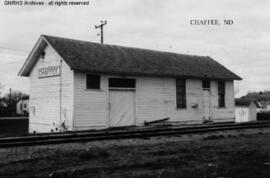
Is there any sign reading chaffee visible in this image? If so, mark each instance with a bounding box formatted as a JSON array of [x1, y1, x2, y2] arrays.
[[38, 66, 61, 78]]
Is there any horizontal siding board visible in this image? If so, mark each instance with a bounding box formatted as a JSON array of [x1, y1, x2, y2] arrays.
[[29, 45, 74, 133], [73, 74, 236, 130], [73, 72, 107, 129], [211, 81, 235, 120]]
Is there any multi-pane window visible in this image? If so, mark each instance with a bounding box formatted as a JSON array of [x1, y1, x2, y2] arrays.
[[202, 80, 210, 90], [86, 74, 100, 89], [218, 81, 225, 107], [176, 79, 186, 108]]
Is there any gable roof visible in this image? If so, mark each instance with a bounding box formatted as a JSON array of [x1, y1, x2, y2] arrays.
[[19, 35, 241, 80]]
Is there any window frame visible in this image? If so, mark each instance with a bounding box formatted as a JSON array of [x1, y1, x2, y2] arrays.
[[108, 78, 136, 89], [218, 81, 226, 108], [85, 74, 101, 90], [176, 79, 187, 109], [202, 80, 211, 90]]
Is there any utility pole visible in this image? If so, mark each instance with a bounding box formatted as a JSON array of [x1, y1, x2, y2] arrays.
[[95, 20, 107, 44], [9, 88, 11, 104]]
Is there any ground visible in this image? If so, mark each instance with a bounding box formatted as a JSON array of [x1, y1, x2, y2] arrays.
[[1, 128, 270, 178]]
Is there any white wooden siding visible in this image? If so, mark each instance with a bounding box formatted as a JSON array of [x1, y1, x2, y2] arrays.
[[73, 73, 236, 129], [235, 104, 257, 123], [29, 45, 74, 132], [73, 72, 107, 130], [211, 81, 235, 122]]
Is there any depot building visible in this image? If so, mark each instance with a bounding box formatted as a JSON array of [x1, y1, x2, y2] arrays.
[[19, 35, 241, 133]]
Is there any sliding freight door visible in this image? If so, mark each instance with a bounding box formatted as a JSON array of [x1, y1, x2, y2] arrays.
[[109, 90, 135, 127]]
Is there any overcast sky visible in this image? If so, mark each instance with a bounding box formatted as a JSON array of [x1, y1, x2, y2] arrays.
[[0, 0, 269, 97]]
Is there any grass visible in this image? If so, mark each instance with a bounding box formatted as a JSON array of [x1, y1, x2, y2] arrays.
[[1, 131, 270, 178]]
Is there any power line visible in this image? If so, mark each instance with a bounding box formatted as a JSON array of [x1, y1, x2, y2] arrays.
[[0, 61, 22, 65], [0, 46, 29, 54], [2, 53, 26, 59], [0, 46, 29, 69], [0, 56, 26, 63], [0, 54, 27, 59], [0, 61, 23, 69], [0, 49, 28, 64]]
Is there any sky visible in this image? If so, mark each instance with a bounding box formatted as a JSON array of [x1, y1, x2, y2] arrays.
[[0, 0, 270, 97]]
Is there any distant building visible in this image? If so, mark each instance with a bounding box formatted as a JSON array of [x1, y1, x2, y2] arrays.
[[19, 35, 241, 133], [16, 97, 29, 116], [235, 98, 259, 123]]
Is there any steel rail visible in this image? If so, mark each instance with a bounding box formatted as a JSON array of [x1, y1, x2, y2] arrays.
[[0, 122, 270, 148], [0, 122, 256, 142]]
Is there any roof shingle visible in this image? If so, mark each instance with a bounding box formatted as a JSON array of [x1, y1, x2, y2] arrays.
[[25, 35, 242, 80]]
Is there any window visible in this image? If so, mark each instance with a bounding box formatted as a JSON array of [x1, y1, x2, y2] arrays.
[[109, 78, 136, 88], [176, 79, 186, 108], [202, 80, 210, 90], [24, 104, 27, 108], [86, 74, 100, 89], [218, 81, 225, 107]]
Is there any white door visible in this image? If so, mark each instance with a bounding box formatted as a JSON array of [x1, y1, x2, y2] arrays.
[[109, 90, 135, 127], [202, 90, 211, 120]]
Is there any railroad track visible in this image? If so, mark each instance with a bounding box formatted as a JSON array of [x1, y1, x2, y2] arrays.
[[1, 121, 270, 148]]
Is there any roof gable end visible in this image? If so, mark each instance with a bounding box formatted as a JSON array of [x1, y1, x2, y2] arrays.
[[18, 35, 67, 76]]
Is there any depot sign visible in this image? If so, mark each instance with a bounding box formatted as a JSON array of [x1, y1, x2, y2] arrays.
[[38, 66, 61, 78]]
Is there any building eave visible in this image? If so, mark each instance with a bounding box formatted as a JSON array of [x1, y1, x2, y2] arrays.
[[18, 36, 47, 76], [72, 68, 239, 81]]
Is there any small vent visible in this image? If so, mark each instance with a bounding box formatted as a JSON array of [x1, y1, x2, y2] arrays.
[[41, 51, 46, 60]]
